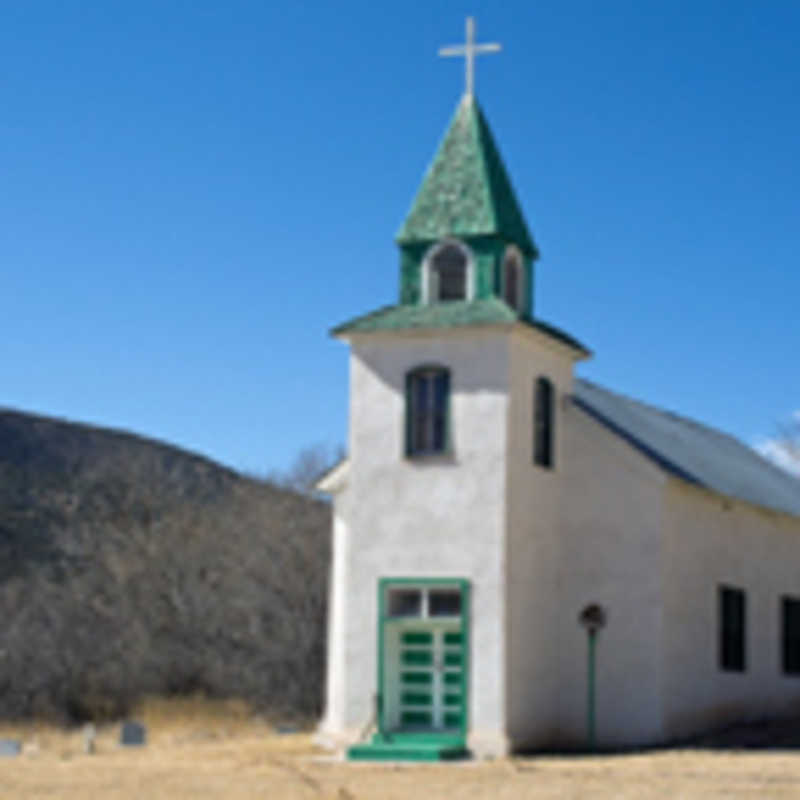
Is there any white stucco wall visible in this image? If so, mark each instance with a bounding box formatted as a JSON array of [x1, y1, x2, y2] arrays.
[[504, 330, 577, 748], [319, 509, 350, 742], [661, 481, 800, 740], [323, 328, 512, 756], [556, 403, 667, 748]]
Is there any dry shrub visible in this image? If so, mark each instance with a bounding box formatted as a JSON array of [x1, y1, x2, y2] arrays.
[[0, 412, 332, 724]]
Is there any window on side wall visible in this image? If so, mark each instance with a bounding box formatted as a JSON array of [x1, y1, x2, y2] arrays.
[[533, 376, 555, 468], [782, 596, 800, 674], [719, 585, 746, 672], [406, 367, 450, 457], [502, 246, 523, 311]]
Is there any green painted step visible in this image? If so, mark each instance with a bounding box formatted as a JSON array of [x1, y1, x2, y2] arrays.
[[348, 732, 468, 762], [348, 741, 468, 762]]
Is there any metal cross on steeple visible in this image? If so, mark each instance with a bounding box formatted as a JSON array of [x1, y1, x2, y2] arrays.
[[438, 17, 501, 98]]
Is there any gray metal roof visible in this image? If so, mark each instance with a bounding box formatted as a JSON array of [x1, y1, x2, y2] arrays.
[[574, 379, 800, 519]]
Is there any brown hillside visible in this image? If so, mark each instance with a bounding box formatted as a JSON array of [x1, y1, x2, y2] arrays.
[[0, 408, 330, 722]]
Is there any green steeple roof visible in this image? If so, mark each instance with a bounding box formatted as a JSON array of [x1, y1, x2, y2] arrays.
[[396, 95, 537, 257]]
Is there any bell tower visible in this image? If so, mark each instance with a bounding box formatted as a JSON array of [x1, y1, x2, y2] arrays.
[[395, 92, 539, 316], [319, 17, 590, 761]]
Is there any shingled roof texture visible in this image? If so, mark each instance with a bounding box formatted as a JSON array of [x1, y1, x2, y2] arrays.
[[396, 95, 537, 256]]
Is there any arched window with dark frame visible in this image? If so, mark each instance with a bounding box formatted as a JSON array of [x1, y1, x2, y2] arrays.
[[405, 366, 451, 456], [502, 246, 523, 311], [533, 376, 555, 468], [425, 241, 471, 303]]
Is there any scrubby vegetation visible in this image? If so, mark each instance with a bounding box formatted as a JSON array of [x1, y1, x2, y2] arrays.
[[0, 410, 331, 723]]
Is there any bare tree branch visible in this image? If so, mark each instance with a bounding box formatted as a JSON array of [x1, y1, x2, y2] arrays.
[[265, 443, 345, 496]]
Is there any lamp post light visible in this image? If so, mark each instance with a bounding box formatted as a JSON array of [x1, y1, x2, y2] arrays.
[[578, 603, 607, 752]]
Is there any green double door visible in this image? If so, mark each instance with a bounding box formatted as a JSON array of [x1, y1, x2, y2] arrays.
[[380, 580, 469, 739], [381, 619, 466, 735], [395, 624, 465, 731]]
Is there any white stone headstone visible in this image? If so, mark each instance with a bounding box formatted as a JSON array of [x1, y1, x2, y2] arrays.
[[83, 723, 96, 754]]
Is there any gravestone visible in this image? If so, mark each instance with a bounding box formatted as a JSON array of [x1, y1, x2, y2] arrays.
[[0, 740, 21, 757], [120, 721, 146, 747], [276, 725, 297, 735], [83, 723, 96, 755]]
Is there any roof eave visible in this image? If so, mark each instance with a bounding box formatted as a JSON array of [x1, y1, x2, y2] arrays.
[[510, 322, 591, 362], [315, 458, 350, 494], [572, 394, 704, 486], [663, 474, 800, 524], [333, 320, 517, 341]]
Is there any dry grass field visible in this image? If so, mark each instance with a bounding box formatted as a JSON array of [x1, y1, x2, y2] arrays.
[[1, 699, 800, 799]]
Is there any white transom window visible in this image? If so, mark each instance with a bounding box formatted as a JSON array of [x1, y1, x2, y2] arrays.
[[386, 585, 463, 618]]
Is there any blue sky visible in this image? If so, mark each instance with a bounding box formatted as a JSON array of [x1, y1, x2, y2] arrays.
[[1, 1, 799, 475]]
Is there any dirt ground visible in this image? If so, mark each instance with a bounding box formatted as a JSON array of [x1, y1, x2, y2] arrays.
[[1, 700, 800, 799]]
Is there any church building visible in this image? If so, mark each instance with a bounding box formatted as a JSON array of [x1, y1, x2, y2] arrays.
[[316, 20, 800, 760]]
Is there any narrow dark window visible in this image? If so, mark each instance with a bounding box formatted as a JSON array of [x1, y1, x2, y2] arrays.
[[719, 586, 746, 672], [430, 244, 467, 301], [782, 597, 800, 674], [533, 377, 555, 468], [503, 248, 522, 310], [406, 367, 450, 456]]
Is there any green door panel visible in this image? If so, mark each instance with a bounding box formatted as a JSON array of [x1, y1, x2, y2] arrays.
[[402, 631, 433, 645], [402, 671, 433, 685], [402, 710, 433, 726], [402, 691, 432, 706], [402, 649, 433, 666]]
